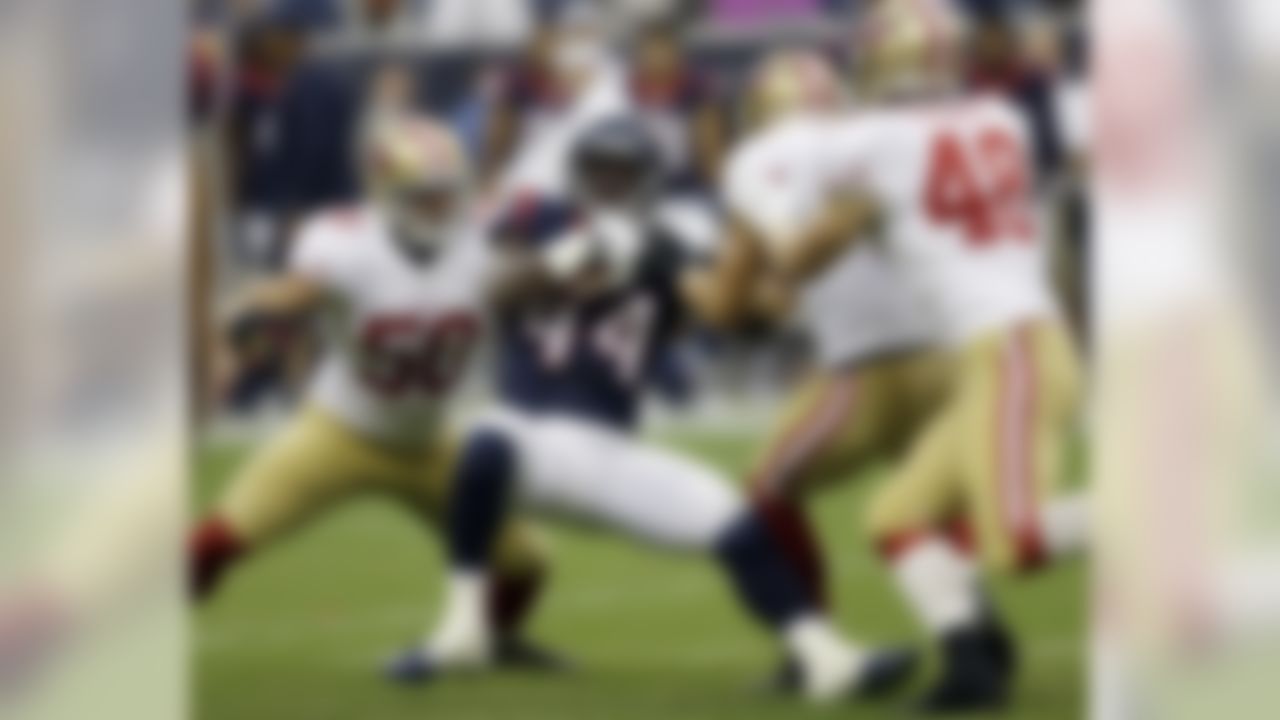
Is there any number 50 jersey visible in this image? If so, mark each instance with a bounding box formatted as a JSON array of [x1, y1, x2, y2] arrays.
[[824, 96, 1058, 346], [290, 206, 490, 447]]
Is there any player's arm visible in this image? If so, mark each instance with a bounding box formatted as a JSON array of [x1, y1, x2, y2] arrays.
[[222, 273, 327, 320], [208, 273, 327, 403], [486, 244, 562, 310], [210, 213, 342, 402], [679, 216, 772, 331], [692, 104, 726, 191], [770, 190, 880, 282], [486, 225, 613, 311]]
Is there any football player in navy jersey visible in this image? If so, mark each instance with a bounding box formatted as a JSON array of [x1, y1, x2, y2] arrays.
[[385, 117, 918, 703]]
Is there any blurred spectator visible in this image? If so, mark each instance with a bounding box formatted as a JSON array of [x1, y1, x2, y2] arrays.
[[227, 29, 389, 268], [422, 0, 534, 50], [224, 16, 311, 266], [366, 61, 419, 115], [481, 27, 563, 184], [967, 10, 1066, 183], [628, 20, 725, 194], [481, 19, 621, 186], [267, 57, 368, 240], [607, 0, 695, 29], [451, 63, 508, 162], [188, 25, 225, 125], [489, 18, 632, 202], [196, 0, 336, 27], [315, 0, 430, 51]]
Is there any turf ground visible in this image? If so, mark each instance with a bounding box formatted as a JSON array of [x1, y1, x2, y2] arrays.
[[195, 431, 1083, 720]]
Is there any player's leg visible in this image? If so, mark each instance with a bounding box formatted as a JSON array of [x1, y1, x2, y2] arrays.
[[1037, 324, 1089, 560], [747, 353, 950, 615], [961, 323, 1085, 575], [508, 415, 917, 701], [399, 419, 535, 674], [419, 412, 916, 700], [749, 360, 927, 691], [894, 323, 1083, 713], [386, 432, 557, 672], [865, 383, 1018, 714], [190, 410, 383, 600], [747, 372, 863, 610]]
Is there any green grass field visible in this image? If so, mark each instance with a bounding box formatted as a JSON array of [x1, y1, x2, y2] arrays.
[[195, 432, 1083, 720]]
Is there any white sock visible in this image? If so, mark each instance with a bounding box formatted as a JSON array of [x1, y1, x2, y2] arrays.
[[892, 535, 982, 635], [782, 613, 865, 702], [1041, 493, 1090, 559], [425, 569, 492, 667]]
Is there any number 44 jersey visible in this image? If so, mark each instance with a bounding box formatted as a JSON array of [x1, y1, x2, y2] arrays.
[[290, 206, 490, 447], [490, 200, 687, 431], [825, 95, 1059, 346]]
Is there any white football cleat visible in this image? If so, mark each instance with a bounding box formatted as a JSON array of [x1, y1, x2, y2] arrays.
[[424, 571, 494, 670]]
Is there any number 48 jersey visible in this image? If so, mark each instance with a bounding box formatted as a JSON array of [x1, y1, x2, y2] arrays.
[[826, 96, 1058, 345], [290, 206, 490, 447]]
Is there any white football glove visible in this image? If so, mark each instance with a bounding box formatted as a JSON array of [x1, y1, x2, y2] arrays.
[[540, 210, 645, 286]]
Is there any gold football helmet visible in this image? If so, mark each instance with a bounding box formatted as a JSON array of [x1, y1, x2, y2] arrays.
[[852, 0, 969, 101], [359, 112, 472, 253], [745, 49, 848, 128]]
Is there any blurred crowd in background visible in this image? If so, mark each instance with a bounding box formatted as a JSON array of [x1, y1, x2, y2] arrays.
[[189, 0, 1089, 420]]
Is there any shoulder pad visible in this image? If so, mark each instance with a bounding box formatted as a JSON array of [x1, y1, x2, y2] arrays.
[[491, 195, 581, 248]]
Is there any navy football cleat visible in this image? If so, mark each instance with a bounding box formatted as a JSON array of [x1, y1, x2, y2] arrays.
[[852, 646, 921, 700], [495, 636, 572, 673], [757, 656, 802, 695], [382, 648, 439, 685], [914, 628, 1012, 714]]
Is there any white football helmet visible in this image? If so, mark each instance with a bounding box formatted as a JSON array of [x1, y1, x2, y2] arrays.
[[359, 112, 472, 254]]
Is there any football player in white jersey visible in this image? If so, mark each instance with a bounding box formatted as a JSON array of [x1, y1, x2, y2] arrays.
[[722, 51, 952, 681], [710, 1, 1087, 712], [191, 113, 557, 666]]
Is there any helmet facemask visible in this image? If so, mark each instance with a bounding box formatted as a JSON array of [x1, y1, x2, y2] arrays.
[[573, 151, 658, 214], [570, 117, 664, 217], [382, 178, 467, 258], [360, 114, 472, 259]]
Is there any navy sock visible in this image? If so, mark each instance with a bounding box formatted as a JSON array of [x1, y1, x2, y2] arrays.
[[448, 430, 518, 570], [715, 511, 814, 630]]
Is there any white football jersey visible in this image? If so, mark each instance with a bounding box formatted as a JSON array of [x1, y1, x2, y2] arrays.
[[823, 96, 1058, 345], [290, 205, 492, 446], [725, 116, 936, 367]]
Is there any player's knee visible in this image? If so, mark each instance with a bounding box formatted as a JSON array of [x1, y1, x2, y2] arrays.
[[992, 531, 1050, 576], [457, 429, 519, 496], [748, 457, 816, 501], [865, 493, 931, 562], [713, 511, 772, 564], [493, 523, 550, 577], [863, 494, 902, 546], [190, 516, 247, 601]]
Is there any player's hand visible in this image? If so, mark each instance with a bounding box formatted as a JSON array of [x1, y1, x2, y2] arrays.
[[585, 211, 644, 284], [205, 331, 241, 410]]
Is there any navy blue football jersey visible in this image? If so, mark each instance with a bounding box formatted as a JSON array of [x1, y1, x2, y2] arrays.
[[492, 200, 688, 430]]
